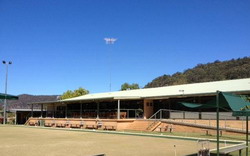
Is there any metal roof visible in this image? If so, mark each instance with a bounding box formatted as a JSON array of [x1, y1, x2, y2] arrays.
[[9, 109, 43, 112], [62, 78, 250, 102]]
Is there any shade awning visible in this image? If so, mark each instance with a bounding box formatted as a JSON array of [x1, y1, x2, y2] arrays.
[[180, 102, 207, 108], [180, 92, 250, 112], [0, 93, 18, 100]]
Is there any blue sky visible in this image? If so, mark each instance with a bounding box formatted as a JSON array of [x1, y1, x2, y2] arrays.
[[0, 0, 250, 95]]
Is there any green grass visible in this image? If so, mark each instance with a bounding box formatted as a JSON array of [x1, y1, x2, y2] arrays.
[[122, 129, 249, 156], [0, 125, 247, 156], [122, 129, 247, 142]]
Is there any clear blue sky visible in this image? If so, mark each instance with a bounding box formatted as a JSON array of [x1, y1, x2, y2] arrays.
[[0, 0, 250, 95]]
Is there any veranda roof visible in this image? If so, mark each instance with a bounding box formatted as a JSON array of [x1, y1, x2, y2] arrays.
[[30, 78, 250, 105], [63, 78, 250, 102]]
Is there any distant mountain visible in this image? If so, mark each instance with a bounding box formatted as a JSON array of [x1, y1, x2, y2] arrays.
[[145, 57, 250, 88], [0, 94, 58, 110]]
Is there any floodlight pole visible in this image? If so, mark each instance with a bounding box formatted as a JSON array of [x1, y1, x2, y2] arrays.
[[104, 38, 117, 92], [2, 61, 12, 124], [216, 90, 220, 156]]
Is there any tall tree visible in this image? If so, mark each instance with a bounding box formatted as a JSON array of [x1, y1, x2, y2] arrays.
[[121, 83, 140, 91], [60, 87, 89, 100]]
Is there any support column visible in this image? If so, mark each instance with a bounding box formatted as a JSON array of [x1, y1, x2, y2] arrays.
[[31, 104, 34, 117], [97, 102, 100, 119], [117, 100, 120, 119], [15, 112, 17, 125], [80, 103, 82, 119], [53, 104, 55, 118], [41, 104, 43, 118], [65, 104, 68, 118]]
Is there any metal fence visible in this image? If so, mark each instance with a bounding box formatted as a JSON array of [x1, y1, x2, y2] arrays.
[[149, 109, 243, 120]]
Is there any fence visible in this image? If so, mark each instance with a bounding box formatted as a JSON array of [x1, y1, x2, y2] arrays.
[[148, 109, 249, 131], [149, 109, 243, 120]]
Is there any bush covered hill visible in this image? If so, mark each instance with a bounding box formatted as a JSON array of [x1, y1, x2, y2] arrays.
[[0, 94, 58, 110], [145, 57, 250, 88]]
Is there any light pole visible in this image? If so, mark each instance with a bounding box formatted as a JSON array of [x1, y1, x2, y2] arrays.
[[104, 38, 117, 91], [2, 60, 12, 124]]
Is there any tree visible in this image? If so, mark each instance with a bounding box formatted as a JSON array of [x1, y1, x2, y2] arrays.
[[121, 83, 140, 91], [60, 87, 89, 100]]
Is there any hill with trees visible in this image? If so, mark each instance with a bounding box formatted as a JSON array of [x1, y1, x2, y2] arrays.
[[145, 57, 250, 88]]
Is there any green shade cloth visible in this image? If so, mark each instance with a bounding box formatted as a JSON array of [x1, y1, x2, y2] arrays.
[[0, 93, 18, 100], [221, 92, 250, 111], [180, 92, 250, 113], [181, 102, 204, 108], [180, 102, 215, 109]]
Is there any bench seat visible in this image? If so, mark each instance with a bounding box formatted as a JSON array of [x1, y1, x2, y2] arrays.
[[44, 122, 54, 127], [56, 123, 66, 128], [29, 122, 38, 126], [219, 144, 247, 155], [85, 124, 98, 129], [103, 125, 116, 130], [70, 124, 82, 128]]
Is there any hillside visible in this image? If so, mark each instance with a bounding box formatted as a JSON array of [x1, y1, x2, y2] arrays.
[[0, 94, 58, 110], [145, 57, 250, 88]]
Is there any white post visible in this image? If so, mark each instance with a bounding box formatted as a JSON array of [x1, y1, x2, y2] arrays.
[[31, 104, 34, 117], [117, 100, 120, 119], [41, 104, 43, 118], [174, 145, 177, 156], [97, 102, 100, 119], [65, 104, 67, 118], [15, 111, 17, 125]]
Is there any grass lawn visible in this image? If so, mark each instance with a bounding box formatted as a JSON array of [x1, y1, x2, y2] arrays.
[[0, 125, 244, 156]]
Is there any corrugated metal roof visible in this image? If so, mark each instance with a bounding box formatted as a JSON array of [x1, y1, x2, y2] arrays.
[[62, 78, 250, 102]]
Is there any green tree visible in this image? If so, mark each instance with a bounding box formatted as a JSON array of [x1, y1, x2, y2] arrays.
[[60, 87, 89, 100], [121, 83, 140, 91]]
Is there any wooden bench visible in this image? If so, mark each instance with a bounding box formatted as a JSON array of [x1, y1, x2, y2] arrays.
[[103, 125, 116, 130], [44, 121, 55, 127], [202, 129, 223, 136], [55, 122, 66, 128], [29, 121, 38, 126], [70, 121, 84, 128], [85, 124, 98, 129], [169, 127, 174, 133], [218, 144, 247, 156], [159, 126, 168, 132], [70, 124, 81, 128], [159, 125, 174, 133]]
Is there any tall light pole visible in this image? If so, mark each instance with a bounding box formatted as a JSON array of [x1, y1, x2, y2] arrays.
[[2, 60, 12, 124], [104, 38, 117, 92]]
